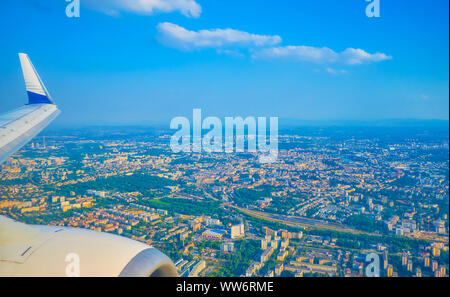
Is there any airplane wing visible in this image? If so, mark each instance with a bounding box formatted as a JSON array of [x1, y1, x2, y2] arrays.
[[0, 53, 60, 164], [0, 54, 177, 277]]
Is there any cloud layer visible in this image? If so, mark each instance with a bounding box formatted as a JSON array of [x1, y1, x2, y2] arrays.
[[156, 23, 391, 67], [81, 1, 391, 68], [252, 46, 392, 65], [81, 1, 391, 67], [157, 22, 282, 50], [85, 0, 202, 18]]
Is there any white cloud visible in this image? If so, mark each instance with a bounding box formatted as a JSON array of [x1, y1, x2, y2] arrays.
[[253, 46, 339, 64], [253, 45, 392, 65], [340, 48, 392, 65], [216, 49, 246, 58], [85, 0, 202, 18], [315, 68, 348, 75], [157, 22, 282, 50]]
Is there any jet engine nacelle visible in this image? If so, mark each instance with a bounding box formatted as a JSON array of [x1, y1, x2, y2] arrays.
[[0, 216, 178, 277]]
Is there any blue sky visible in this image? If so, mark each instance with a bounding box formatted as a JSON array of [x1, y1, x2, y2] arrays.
[[0, 0, 448, 125]]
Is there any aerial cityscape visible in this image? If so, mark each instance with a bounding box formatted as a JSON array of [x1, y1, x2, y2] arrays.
[[1, 124, 448, 277], [0, 0, 448, 283]]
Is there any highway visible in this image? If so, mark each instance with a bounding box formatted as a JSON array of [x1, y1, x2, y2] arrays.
[[230, 205, 380, 236]]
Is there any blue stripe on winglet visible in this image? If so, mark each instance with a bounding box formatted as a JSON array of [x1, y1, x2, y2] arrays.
[[27, 91, 53, 104]]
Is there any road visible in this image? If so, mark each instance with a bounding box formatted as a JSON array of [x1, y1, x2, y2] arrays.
[[230, 205, 381, 236]]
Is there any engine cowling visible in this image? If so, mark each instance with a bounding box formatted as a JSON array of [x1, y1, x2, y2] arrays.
[[0, 216, 178, 277]]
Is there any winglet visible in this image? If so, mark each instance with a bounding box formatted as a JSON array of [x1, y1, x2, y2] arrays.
[[18, 53, 54, 105]]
